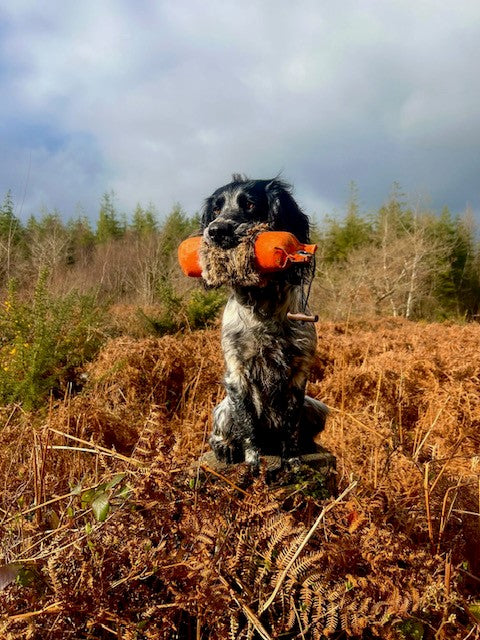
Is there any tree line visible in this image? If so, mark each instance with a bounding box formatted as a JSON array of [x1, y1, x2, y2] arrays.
[[314, 184, 479, 320], [1, 186, 479, 323]]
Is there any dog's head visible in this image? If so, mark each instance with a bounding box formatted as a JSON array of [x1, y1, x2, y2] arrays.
[[201, 175, 310, 249]]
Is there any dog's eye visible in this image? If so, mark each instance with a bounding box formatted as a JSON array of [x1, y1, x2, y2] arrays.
[[212, 197, 224, 216], [246, 201, 255, 211]]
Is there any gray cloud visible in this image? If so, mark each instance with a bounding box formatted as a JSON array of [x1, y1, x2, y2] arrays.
[[1, 0, 479, 221]]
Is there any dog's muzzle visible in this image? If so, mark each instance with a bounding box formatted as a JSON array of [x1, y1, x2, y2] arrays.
[[204, 219, 239, 249]]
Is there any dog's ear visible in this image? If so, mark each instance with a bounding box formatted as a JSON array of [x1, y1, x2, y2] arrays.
[[231, 173, 248, 183], [265, 180, 310, 243]]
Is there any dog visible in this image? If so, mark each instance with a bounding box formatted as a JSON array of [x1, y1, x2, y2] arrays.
[[202, 175, 327, 469]]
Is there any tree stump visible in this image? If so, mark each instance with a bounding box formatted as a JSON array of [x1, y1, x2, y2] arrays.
[[195, 442, 337, 496]]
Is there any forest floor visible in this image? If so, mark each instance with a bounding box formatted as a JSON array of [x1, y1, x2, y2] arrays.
[[1, 317, 480, 639]]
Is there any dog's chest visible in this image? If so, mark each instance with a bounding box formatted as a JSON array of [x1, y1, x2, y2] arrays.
[[221, 297, 316, 381]]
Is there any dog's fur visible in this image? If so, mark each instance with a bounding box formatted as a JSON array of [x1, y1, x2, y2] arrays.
[[202, 175, 327, 469]]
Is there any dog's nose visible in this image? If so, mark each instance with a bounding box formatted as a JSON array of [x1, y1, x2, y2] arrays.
[[206, 220, 237, 248]]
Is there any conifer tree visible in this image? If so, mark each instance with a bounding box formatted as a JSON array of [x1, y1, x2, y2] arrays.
[[96, 192, 124, 243], [0, 190, 22, 244], [131, 203, 158, 236], [0, 190, 23, 281], [322, 183, 373, 263]]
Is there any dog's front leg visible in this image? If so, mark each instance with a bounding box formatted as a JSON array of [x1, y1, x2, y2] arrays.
[[282, 386, 305, 470], [210, 397, 244, 464], [224, 371, 260, 469]]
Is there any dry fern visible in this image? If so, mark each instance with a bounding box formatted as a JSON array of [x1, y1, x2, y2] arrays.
[[1, 319, 480, 638]]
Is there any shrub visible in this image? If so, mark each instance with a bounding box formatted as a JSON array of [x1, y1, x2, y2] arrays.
[[185, 288, 226, 329], [134, 287, 227, 336], [0, 271, 106, 408]]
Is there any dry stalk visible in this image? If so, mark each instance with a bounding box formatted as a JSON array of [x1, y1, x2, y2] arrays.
[[47, 445, 112, 454], [444, 551, 452, 599], [200, 464, 248, 496], [3, 404, 19, 429], [397, 370, 404, 447], [18, 513, 112, 562], [6, 601, 63, 622], [413, 403, 445, 462], [194, 403, 212, 510], [373, 369, 383, 415], [429, 437, 463, 495], [3, 480, 108, 526], [437, 481, 462, 554], [328, 406, 386, 439], [424, 462, 434, 547], [219, 575, 273, 640], [184, 357, 205, 422], [47, 427, 143, 466]]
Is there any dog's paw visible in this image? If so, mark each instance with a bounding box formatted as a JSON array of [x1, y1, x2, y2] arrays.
[[210, 435, 246, 464], [244, 447, 260, 470], [286, 456, 302, 472], [210, 435, 232, 463]]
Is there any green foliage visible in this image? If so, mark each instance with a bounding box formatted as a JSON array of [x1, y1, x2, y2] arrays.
[[468, 602, 480, 622], [0, 271, 106, 408], [395, 619, 425, 639], [322, 211, 373, 262], [185, 288, 227, 329], [130, 203, 158, 236], [134, 277, 183, 335], [374, 183, 415, 238], [96, 191, 125, 243], [435, 210, 480, 317], [158, 205, 199, 259], [321, 185, 373, 262], [26, 210, 66, 239], [66, 215, 96, 260], [135, 285, 226, 336], [78, 474, 130, 523], [0, 190, 22, 243], [136, 308, 179, 336]]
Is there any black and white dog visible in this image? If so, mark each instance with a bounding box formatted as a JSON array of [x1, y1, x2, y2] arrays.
[[202, 175, 327, 469]]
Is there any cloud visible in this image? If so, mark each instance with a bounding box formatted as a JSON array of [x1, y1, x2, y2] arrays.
[[0, 0, 479, 221]]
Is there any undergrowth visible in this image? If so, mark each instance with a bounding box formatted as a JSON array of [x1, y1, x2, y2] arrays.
[[0, 320, 479, 639], [0, 271, 106, 408], [136, 287, 227, 335]]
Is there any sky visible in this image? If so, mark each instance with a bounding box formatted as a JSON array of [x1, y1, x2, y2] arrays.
[[1, 1, 479, 223]]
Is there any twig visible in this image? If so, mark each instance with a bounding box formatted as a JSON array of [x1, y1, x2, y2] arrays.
[[260, 480, 357, 614], [3, 482, 100, 525], [47, 427, 143, 466], [194, 400, 212, 510], [458, 566, 480, 584], [200, 464, 248, 496], [293, 600, 307, 639], [7, 601, 63, 622], [428, 437, 463, 495], [2, 404, 19, 430], [47, 445, 108, 454], [17, 516, 110, 562]]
